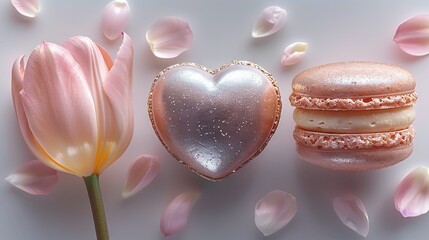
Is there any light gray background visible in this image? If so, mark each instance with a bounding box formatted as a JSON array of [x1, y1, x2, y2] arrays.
[[1, 0, 429, 239]]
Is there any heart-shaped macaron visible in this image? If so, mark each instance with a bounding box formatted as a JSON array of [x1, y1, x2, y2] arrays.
[[148, 61, 282, 181]]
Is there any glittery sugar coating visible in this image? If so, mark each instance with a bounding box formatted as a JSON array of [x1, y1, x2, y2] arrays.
[[148, 61, 281, 181]]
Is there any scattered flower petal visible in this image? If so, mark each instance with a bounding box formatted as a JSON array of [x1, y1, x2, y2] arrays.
[[146, 16, 193, 58], [102, 0, 130, 40], [122, 154, 160, 199], [10, 0, 40, 17], [160, 192, 201, 236], [393, 14, 429, 56], [333, 195, 369, 238], [5, 160, 58, 195], [281, 42, 308, 66], [254, 190, 297, 236], [252, 6, 287, 38], [395, 167, 429, 217]]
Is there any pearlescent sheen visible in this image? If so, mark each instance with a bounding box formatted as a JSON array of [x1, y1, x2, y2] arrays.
[[149, 61, 281, 181]]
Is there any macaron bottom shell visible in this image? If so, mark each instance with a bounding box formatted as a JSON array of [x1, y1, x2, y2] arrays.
[[296, 143, 413, 171]]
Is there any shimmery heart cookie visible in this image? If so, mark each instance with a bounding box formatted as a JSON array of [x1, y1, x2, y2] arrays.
[[148, 61, 282, 181]]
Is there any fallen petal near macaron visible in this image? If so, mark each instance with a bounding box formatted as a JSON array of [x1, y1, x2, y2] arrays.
[[122, 154, 160, 199], [5, 160, 58, 195], [393, 14, 429, 56], [333, 195, 369, 237], [146, 16, 193, 58], [281, 42, 307, 66], [255, 190, 297, 236], [395, 167, 429, 217], [10, 0, 40, 17], [252, 6, 287, 38], [160, 192, 201, 236], [102, 0, 130, 40]]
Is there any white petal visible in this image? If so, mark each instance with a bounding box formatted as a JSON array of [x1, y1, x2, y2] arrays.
[[122, 155, 160, 199], [102, 0, 131, 40], [146, 16, 193, 58], [395, 167, 429, 217], [281, 42, 308, 66], [333, 195, 369, 237], [160, 192, 201, 236], [252, 6, 287, 38], [5, 160, 58, 195], [10, 0, 40, 18], [254, 190, 297, 236]]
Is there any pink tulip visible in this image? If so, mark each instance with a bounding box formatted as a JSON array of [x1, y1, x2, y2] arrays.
[[11, 33, 134, 240], [12, 33, 134, 177]]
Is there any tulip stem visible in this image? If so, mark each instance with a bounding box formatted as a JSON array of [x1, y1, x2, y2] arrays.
[[84, 174, 110, 240]]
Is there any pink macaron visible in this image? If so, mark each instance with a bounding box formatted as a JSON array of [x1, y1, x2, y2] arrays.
[[290, 61, 417, 171]]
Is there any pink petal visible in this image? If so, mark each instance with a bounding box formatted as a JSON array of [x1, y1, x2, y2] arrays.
[[10, 0, 40, 18], [160, 192, 201, 236], [395, 167, 429, 217], [122, 154, 160, 199], [254, 190, 297, 236], [393, 14, 429, 56], [281, 42, 308, 66], [146, 16, 193, 58], [5, 160, 58, 195], [20, 42, 98, 177], [11, 57, 74, 174], [333, 195, 369, 237], [102, 0, 131, 40], [98, 33, 134, 173], [252, 6, 287, 38]]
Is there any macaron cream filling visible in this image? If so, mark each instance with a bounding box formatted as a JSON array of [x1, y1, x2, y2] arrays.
[[293, 106, 415, 133]]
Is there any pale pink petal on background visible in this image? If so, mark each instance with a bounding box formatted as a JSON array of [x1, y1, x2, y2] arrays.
[[5, 160, 58, 195], [252, 6, 287, 38], [254, 190, 297, 236], [122, 155, 160, 199], [102, 0, 130, 40], [20, 42, 98, 177], [395, 167, 429, 217], [281, 42, 308, 66], [160, 192, 201, 236], [98, 33, 134, 173], [11, 56, 74, 174], [333, 195, 369, 238], [11, 0, 40, 17], [393, 14, 429, 56], [146, 16, 193, 58]]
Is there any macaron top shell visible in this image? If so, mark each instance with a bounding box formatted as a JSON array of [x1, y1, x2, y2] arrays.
[[292, 61, 415, 97], [290, 61, 417, 110]]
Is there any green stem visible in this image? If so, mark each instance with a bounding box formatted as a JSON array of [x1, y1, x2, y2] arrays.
[[83, 174, 110, 240]]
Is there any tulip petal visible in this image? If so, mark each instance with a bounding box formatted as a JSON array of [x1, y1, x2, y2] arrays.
[[10, 0, 40, 18], [12, 57, 77, 174], [333, 195, 369, 237], [160, 192, 201, 236], [395, 167, 429, 217], [20, 42, 98, 177], [5, 160, 58, 195], [281, 42, 308, 66], [146, 16, 193, 58], [252, 6, 287, 38], [122, 154, 160, 199], [102, 0, 131, 40], [254, 190, 297, 236], [63, 36, 125, 174], [97, 33, 134, 173], [393, 14, 429, 56]]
